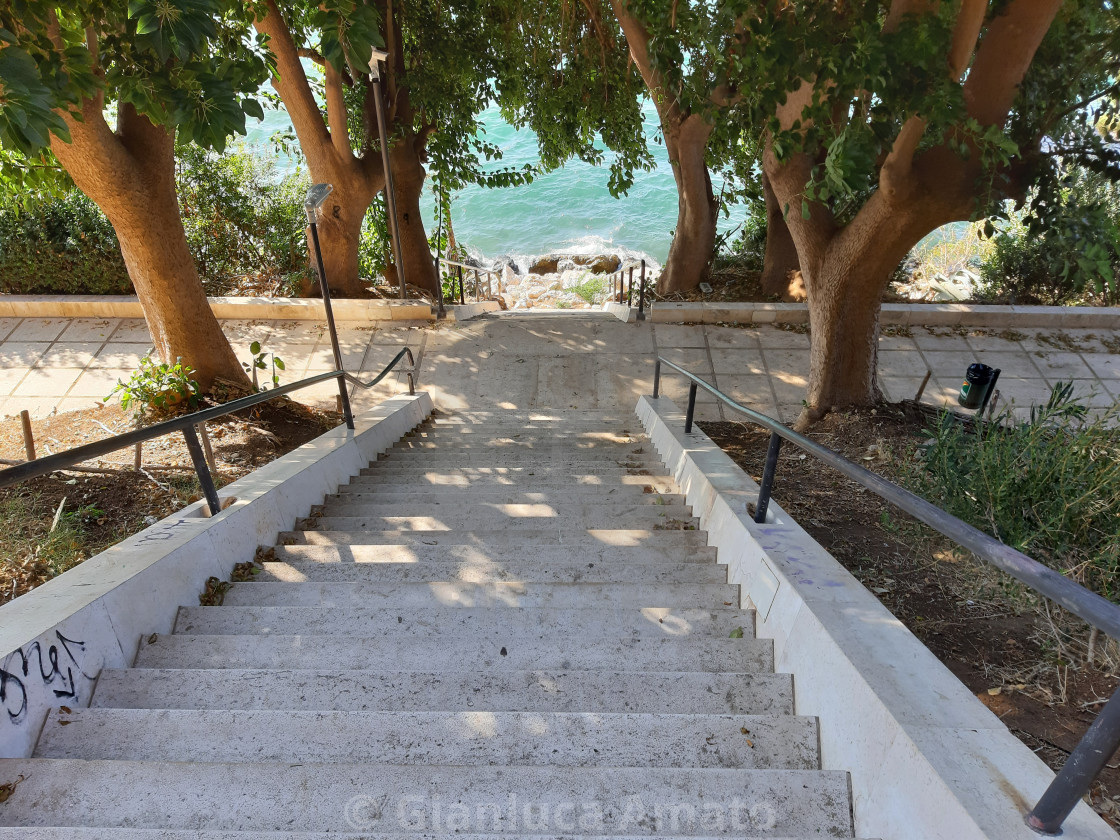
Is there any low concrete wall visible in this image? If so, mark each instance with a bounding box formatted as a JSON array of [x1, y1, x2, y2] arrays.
[[0, 393, 432, 759], [0, 295, 435, 322], [651, 300, 1120, 328], [446, 301, 502, 321], [636, 394, 1114, 840]]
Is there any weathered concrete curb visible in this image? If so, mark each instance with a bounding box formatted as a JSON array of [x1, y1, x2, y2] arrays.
[[444, 300, 502, 321], [0, 295, 436, 322], [635, 394, 1114, 840], [651, 300, 1120, 328], [0, 392, 432, 759], [602, 301, 638, 322]]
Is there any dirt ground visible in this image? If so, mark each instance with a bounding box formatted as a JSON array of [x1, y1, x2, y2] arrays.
[[700, 406, 1120, 829], [0, 398, 340, 605]]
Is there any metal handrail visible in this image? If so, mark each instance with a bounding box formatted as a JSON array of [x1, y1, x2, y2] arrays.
[[653, 355, 1120, 835], [0, 348, 416, 517]]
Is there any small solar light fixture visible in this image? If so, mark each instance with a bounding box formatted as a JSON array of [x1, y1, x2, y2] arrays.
[[303, 182, 354, 429], [304, 182, 332, 224], [367, 47, 406, 300]]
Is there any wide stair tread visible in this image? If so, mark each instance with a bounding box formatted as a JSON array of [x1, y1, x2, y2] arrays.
[[2, 408, 856, 838]]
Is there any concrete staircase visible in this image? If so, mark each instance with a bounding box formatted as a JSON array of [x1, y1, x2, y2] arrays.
[[0, 408, 859, 838]]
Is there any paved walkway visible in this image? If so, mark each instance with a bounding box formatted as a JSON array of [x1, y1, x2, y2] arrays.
[[0, 313, 1117, 423]]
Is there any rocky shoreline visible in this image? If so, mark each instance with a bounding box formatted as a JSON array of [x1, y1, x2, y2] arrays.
[[452, 249, 661, 310]]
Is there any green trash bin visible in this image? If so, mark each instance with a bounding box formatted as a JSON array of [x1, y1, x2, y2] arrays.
[[958, 363, 998, 410]]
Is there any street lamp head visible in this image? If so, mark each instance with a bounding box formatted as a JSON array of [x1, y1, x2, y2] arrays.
[[368, 47, 389, 78], [304, 183, 333, 224]]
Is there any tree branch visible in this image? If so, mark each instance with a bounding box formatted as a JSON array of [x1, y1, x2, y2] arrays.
[[253, 0, 333, 166], [880, 115, 927, 196], [323, 62, 353, 159], [948, 0, 986, 81], [963, 0, 1064, 127]]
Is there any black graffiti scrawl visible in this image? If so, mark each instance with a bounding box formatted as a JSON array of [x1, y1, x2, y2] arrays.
[[1, 632, 95, 725]]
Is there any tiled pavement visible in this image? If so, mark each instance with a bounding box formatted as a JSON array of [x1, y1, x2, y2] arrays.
[[0, 314, 1117, 424]]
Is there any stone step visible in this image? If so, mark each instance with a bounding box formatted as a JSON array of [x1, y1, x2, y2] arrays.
[[372, 452, 665, 466], [354, 468, 676, 483], [137, 634, 772, 673], [37, 709, 820, 770], [219, 581, 738, 609], [91, 668, 793, 715], [344, 475, 680, 493], [325, 488, 685, 504], [400, 434, 649, 448], [265, 543, 719, 566], [0, 760, 854, 836], [0, 830, 874, 840], [391, 440, 656, 454], [300, 507, 697, 532], [278, 528, 706, 547], [173, 605, 753, 638], [256, 559, 727, 584], [312, 499, 690, 516]]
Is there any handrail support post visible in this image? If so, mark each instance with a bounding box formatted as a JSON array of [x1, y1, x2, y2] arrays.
[[684, 382, 698, 433], [308, 220, 354, 430], [754, 432, 783, 523], [1027, 681, 1120, 834], [653, 359, 661, 399], [182, 424, 221, 516], [637, 259, 647, 320]]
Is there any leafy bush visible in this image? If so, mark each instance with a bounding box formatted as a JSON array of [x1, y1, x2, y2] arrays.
[[0, 190, 132, 295], [176, 143, 311, 296], [105, 357, 201, 419], [242, 341, 286, 391], [978, 168, 1120, 306], [908, 384, 1120, 600]]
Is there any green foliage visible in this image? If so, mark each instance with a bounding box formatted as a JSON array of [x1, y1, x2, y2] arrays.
[[0, 494, 88, 580], [908, 384, 1120, 601], [0, 190, 131, 294], [106, 357, 201, 418], [0, 0, 271, 157], [567, 275, 610, 304], [243, 341, 286, 391], [978, 167, 1120, 306], [176, 143, 311, 294], [358, 193, 391, 283]]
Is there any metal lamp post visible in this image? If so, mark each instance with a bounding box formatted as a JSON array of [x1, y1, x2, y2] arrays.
[[304, 183, 355, 429], [368, 48, 407, 300]]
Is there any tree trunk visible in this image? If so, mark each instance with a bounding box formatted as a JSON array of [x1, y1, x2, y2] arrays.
[[389, 136, 440, 297], [51, 106, 249, 390], [658, 116, 717, 295], [308, 184, 371, 297], [799, 255, 886, 428], [759, 172, 801, 299]]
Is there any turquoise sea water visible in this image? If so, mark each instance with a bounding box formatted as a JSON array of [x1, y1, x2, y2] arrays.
[[246, 100, 741, 265]]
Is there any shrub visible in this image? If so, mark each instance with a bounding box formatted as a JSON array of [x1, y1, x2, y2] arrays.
[[105, 357, 201, 419], [907, 384, 1120, 601], [176, 143, 311, 295], [0, 190, 132, 295], [977, 167, 1120, 306]]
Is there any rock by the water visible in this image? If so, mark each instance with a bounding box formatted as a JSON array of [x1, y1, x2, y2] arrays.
[[573, 254, 621, 274], [529, 255, 561, 274]]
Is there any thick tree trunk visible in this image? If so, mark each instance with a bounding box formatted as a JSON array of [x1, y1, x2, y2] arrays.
[[51, 107, 248, 390], [799, 254, 886, 428], [308, 185, 372, 297], [389, 137, 440, 297], [759, 172, 801, 299], [658, 116, 717, 295]]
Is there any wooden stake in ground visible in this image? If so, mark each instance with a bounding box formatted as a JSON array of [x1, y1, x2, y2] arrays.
[[197, 423, 219, 477], [19, 411, 35, 461]]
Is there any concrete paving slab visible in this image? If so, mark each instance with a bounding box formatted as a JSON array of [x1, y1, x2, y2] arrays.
[[11, 366, 83, 397], [0, 760, 852, 835], [58, 318, 120, 342], [108, 319, 152, 342], [90, 667, 790, 715], [0, 341, 50, 367], [269, 542, 717, 565], [220, 580, 735, 610], [7, 318, 67, 341], [257, 558, 726, 584], [173, 603, 747, 639], [0, 318, 22, 341], [139, 632, 772, 673], [37, 708, 818, 769]]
